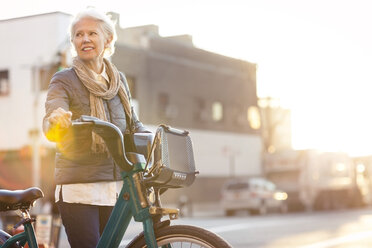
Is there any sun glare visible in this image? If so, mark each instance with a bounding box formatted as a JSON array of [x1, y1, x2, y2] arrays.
[[2, 0, 372, 156]]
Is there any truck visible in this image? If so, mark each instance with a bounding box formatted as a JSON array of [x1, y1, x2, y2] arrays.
[[263, 150, 364, 211]]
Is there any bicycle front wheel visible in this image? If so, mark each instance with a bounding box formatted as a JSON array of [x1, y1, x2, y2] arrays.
[[128, 224, 232, 248]]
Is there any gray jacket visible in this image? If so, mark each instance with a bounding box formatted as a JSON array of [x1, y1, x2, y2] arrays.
[[43, 68, 144, 184]]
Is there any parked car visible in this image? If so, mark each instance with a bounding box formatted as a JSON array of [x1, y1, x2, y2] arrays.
[[220, 177, 288, 216]]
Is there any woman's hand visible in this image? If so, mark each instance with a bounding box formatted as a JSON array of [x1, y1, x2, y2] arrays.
[[48, 107, 72, 129]]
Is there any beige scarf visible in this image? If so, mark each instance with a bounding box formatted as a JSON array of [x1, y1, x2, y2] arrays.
[[73, 57, 132, 153]]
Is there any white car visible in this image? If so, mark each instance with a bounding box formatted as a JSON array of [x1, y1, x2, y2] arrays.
[[220, 177, 288, 216]]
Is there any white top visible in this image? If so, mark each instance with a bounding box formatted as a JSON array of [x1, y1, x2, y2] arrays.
[[93, 63, 110, 85], [55, 64, 123, 206], [55, 181, 123, 205]]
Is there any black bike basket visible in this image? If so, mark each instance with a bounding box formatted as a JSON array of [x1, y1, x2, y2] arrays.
[[146, 125, 197, 188]]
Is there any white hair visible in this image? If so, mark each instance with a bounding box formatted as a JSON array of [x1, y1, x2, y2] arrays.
[[69, 8, 117, 57]]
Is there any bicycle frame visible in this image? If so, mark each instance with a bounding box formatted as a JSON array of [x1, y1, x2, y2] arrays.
[[0, 164, 160, 248], [1, 116, 183, 248], [0, 213, 38, 248], [97, 162, 158, 248], [79, 116, 188, 247], [71, 116, 162, 247]]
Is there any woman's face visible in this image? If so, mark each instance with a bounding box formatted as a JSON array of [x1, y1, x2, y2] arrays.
[[72, 17, 110, 63]]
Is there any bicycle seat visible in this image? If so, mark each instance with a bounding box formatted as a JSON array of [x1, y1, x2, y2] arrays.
[[0, 187, 44, 211]]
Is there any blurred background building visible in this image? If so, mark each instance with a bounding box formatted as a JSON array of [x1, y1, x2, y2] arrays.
[[0, 11, 264, 204], [1, 10, 371, 213], [0, 12, 72, 203]]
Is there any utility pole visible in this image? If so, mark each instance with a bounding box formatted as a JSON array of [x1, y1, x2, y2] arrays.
[[30, 61, 41, 214]]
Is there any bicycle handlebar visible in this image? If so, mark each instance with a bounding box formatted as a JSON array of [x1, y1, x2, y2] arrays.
[[71, 115, 135, 172]]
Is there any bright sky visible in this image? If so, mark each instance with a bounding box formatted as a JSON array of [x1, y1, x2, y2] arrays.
[[2, 0, 372, 156]]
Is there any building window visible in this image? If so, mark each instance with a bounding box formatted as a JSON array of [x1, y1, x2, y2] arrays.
[[247, 106, 261, 129], [0, 70, 10, 96], [157, 92, 178, 120], [212, 101, 223, 122], [194, 98, 208, 122]]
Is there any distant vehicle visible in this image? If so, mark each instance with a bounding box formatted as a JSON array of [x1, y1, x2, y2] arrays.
[[264, 150, 364, 211], [220, 177, 288, 216]]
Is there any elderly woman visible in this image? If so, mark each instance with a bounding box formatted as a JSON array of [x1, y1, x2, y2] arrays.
[[43, 8, 148, 248]]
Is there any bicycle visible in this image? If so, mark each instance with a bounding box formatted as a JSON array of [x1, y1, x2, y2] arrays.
[[0, 115, 232, 248]]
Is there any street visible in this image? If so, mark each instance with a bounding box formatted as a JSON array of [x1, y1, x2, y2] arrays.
[[56, 206, 372, 247], [175, 208, 372, 248]]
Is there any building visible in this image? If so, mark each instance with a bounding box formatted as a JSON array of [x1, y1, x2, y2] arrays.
[[0, 12, 262, 203], [0, 12, 71, 198]]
